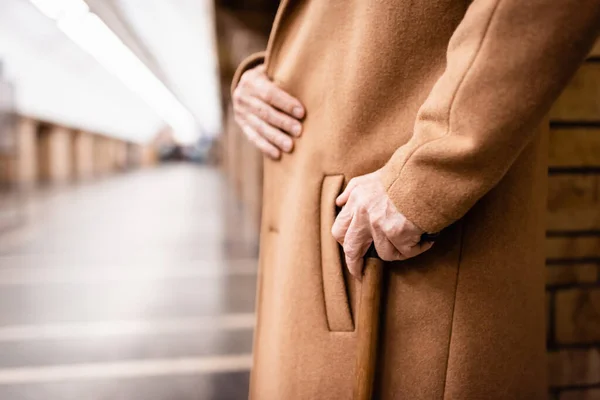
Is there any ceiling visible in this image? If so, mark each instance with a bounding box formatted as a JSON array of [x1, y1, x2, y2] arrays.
[[0, 0, 221, 143]]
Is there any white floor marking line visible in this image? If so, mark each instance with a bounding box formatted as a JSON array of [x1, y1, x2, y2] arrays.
[[0, 354, 253, 384], [0, 313, 255, 342], [0, 263, 258, 285]]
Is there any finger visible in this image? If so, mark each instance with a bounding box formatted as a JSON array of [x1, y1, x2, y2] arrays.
[[245, 113, 294, 153], [333, 190, 361, 244], [239, 122, 281, 160], [336, 178, 360, 207], [241, 96, 302, 137], [343, 210, 372, 278], [399, 240, 434, 259], [253, 75, 305, 119], [332, 206, 353, 245]]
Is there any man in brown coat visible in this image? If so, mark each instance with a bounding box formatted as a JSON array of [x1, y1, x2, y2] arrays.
[[231, 0, 600, 398]]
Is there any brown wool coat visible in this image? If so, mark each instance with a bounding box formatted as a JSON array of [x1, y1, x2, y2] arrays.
[[232, 1, 600, 399]]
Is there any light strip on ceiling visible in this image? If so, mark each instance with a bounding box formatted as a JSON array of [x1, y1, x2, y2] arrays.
[[28, 0, 199, 144]]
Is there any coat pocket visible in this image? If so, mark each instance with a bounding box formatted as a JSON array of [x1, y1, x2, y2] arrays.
[[320, 175, 354, 332]]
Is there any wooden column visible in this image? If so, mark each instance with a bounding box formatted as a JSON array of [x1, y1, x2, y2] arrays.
[[93, 135, 113, 176], [37, 125, 72, 183], [72, 131, 94, 180], [140, 145, 157, 167], [12, 117, 38, 186], [114, 140, 128, 171]]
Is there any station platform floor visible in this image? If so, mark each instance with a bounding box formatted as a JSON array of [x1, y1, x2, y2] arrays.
[[0, 164, 258, 400]]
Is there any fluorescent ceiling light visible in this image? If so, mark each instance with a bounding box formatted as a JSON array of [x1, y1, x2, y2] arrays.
[[29, 0, 89, 20], [28, 0, 199, 144]]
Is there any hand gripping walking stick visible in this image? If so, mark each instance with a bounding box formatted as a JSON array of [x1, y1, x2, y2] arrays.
[[353, 234, 439, 400]]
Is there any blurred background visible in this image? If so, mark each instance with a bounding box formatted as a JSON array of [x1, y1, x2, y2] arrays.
[[0, 0, 598, 399]]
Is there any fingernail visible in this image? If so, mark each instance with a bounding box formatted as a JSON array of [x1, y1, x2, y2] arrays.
[[292, 107, 303, 118], [282, 140, 293, 152], [292, 124, 302, 137]]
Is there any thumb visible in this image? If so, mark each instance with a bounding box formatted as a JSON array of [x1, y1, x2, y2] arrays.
[[336, 180, 357, 206]]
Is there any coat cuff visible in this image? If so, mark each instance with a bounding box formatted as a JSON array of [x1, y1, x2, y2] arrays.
[[230, 51, 266, 96], [379, 153, 455, 235]]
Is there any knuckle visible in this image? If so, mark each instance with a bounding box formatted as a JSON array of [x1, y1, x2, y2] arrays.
[[331, 227, 343, 242], [273, 113, 285, 128], [379, 252, 395, 262], [273, 135, 284, 147], [352, 176, 364, 185], [255, 140, 267, 151], [259, 124, 273, 140], [241, 69, 255, 82], [401, 246, 417, 258], [254, 120, 267, 136], [244, 130, 256, 142], [251, 79, 263, 94], [368, 209, 381, 225], [258, 142, 269, 153], [232, 90, 244, 106], [257, 141, 270, 153], [263, 111, 274, 123], [244, 132, 257, 145], [263, 86, 274, 103], [270, 130, 286, 147], [256, 105, 269, 121], [238, 74, 251, 88], [379, 219, 396, 237], [355, 204, 368, 217], [344, 247, 359, 260]]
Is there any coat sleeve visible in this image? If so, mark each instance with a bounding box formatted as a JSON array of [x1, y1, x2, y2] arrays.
[[379, 0, 600, 234], [230, 51, 266, 96]]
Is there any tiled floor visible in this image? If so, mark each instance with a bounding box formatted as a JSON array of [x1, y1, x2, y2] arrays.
[[0, 164, 258, 400]]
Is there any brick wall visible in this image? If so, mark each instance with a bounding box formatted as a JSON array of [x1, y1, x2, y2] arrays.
[[546, 43, 600, 400]]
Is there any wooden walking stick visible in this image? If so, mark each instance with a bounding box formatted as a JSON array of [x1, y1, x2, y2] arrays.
[[353, 243, 384, 400], [353, 234, 439, 400]]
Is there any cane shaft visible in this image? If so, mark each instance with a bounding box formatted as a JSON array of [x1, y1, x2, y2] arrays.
[[353, 257, 384, 400]]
